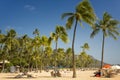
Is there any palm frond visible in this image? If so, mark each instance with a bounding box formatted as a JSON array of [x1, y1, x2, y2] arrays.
[[79, 20, 84, 28], [33, 28, 40, 36], [76, 0, 96, 22], [7, 29, 17, 37], [50, 32, 56, 38], [108, 31, 117, 40], [0, 34, 5, 39], [90, 28, 100, 38], [109, 19, 120, 27], [60, 34, 69, 43], [76, 0, 96, 26], [82, 15, 93, 26], [48, 37, 52, 46], [66, 16, 74, 30], [61, 13, 74, 19], [55, 26, 60, 34], [23, 34, 28, 39], [103, 12, 112, 24], [60, 26, 68, 36], [110, 29, 119, 35], [77, 0, 94, 13]]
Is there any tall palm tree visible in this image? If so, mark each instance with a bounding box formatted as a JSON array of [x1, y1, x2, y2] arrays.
[[62, 0, 96, 78], [90, 12, 120, 69], [51, 25, 68, 76]]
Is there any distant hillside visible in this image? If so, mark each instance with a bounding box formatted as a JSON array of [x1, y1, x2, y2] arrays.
[[89, 55, 110, 68], [75, 54, 110, 68]]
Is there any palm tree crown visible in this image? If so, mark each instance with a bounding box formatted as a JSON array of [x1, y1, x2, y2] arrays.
[[62, 0, 96, 30], [51, 25, 68, 43], [91, 12, 120, 39]]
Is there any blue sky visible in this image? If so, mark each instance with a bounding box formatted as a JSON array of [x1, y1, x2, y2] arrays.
[[0, 0, 120, 64]]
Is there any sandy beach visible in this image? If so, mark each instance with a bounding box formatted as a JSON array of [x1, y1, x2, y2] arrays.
[[0, 70, 120, 80]]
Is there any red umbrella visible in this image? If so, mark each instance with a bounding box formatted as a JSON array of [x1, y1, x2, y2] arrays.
[[102, 64, 111, 69]]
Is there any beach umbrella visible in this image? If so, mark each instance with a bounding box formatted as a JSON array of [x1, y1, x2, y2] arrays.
[[111, 65, 120, 69], [102, 64, 111, 69], [0, 60, 10, 63]]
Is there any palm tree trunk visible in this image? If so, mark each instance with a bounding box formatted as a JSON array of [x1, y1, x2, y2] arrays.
[[35, 47, 38, 72], [28, 56, 31, 72], [100, 33, 105, 77], [1, 58, 5, 73], [20, 50, 22, 72], [40, 46, 44, 73], [40, 63, 42, 73], [40, 57, 42, 73], [54, 40, 58, 77], [35, 60, 38, 72], [101, 33, 105, 69], [72, 20, 77, 78]]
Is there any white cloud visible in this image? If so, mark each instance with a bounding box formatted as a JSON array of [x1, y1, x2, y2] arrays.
[[24, 5, 36, 11]]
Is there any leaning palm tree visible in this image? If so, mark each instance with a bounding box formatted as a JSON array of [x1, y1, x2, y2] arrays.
[[51, 25, 68, 76], [90, 12, 120, 69], [62, 0, 96, 78]]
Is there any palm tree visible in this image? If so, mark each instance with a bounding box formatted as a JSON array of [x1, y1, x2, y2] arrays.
[[51, 25, 68, 50], [65, 48, 72, 68], [56, 48, 65, 67], [79, 52, 88, 67], [51, 25, 68, 76], [0, 29, 19, 72], [81, 43, 89, 52], [62, 0, 96, 78], [79, 51, 93, 67], [33, 28, 40, 36], [20, 34, 32, 71], [44, 46, 53, 67], [90, 12, 120, 69], [0, 30, 5, 72], [6, 29, 19, 52], [40, 35, 51, 72], [32, 29, 41, 72]]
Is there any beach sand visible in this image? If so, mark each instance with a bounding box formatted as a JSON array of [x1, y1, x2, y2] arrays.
[[0, 70, 120, 80]]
